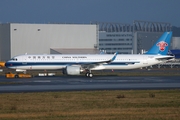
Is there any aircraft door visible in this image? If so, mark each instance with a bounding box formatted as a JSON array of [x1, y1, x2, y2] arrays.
[[143, 56, 148, 65]]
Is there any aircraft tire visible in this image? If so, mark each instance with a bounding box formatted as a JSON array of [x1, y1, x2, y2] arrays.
[[89, 73, 93, 78], [85, 72, 89, 77], [15, 74, 19, 78]]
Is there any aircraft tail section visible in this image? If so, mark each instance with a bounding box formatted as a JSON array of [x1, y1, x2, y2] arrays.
[[145, 32, 172, 55]]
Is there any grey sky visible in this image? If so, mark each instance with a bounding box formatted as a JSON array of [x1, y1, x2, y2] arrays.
[[0, 0, 180, 26]]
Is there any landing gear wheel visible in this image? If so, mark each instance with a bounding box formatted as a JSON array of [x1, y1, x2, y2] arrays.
[[85, 72, 89, 77], [15, 75, 19, 78], [89, 73, 93, 78], [85, 72, 93, 78]]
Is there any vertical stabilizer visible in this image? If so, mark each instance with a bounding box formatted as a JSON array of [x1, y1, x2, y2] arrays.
[[145, 32, 172, 55]]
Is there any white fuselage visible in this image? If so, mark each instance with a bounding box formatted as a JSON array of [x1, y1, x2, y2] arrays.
[[5, 54, 170, 70]]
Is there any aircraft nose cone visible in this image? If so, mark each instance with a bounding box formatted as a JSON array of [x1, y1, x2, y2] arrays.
[[5, 62, 12, 68]]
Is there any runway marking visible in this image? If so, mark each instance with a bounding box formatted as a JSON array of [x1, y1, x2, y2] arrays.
[[33, 80, 51, 82]]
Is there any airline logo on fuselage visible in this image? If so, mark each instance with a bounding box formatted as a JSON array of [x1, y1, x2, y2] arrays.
[[156, 41, 168, 51]]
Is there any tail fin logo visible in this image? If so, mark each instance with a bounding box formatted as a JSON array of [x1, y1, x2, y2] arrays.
[[156, 41, 168, 51]]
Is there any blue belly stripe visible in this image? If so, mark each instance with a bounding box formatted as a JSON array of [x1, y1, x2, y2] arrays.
[[5, 61, 140, 67]]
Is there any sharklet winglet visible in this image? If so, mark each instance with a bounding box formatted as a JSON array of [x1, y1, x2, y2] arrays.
[[108, 52, 118, 63]]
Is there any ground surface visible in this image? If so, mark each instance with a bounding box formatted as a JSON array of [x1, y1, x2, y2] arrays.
[[0, 90, 180, 120]]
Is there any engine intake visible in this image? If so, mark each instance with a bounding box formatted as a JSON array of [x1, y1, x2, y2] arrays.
[[65, 66, 82, 75]]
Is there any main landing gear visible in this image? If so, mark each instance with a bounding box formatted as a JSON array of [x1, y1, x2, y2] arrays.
[[85, 69, 93, 78], [85, 72, 93, 78]]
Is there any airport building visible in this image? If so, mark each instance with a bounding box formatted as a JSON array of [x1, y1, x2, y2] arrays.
[[95, 22, 133, 54], [133, 21, 172, 54], [0, 23, 98, 61], [93, 21, 172, 54]]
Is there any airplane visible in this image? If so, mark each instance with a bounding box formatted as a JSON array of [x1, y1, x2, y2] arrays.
[[0, 31, 174, 78]]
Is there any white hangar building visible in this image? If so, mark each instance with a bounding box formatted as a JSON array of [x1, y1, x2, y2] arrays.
[[0, 23, 98, 61]]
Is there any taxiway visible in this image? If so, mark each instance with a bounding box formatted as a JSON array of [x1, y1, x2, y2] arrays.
[[0, 76, 179, 93]]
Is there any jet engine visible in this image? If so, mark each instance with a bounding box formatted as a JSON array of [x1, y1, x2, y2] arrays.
[[65, 66, 82, 75]]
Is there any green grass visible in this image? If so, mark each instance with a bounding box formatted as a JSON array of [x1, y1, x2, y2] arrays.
[[0, 90, 180, 120]]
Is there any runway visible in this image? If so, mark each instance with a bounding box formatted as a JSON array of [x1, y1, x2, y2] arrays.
[[0, 76, 180, 93]]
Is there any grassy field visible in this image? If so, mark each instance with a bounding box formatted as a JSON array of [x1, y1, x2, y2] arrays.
[[0, 90, 180, 120]]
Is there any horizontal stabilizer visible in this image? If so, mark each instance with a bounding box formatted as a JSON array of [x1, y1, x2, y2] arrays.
[[155, 55, 174, 61]]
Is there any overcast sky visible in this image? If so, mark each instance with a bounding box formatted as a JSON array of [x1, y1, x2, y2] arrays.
[[0, 0, 180, 26]]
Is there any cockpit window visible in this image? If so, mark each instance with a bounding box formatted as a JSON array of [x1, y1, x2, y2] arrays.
[[11, 58, 18, 61]]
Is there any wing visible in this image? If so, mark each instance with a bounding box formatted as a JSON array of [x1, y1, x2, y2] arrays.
[[80, 52, 118, 69]]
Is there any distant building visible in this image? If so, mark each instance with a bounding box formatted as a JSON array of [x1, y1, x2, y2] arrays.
[[93, 21, 172, 54], [170, 50, 180, 59], [170, 37, 180, 59], [95, 22, 133, 54], [0, 23, 98, 61], [172, 37, 180, 49], [133, 20, 171, 54]]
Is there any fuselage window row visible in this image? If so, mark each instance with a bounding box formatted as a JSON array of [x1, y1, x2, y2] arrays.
[[29, 56, 55, 59]]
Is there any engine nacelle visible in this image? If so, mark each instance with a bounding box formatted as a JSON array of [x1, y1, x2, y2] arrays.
[[66, 66, 81, 75]]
